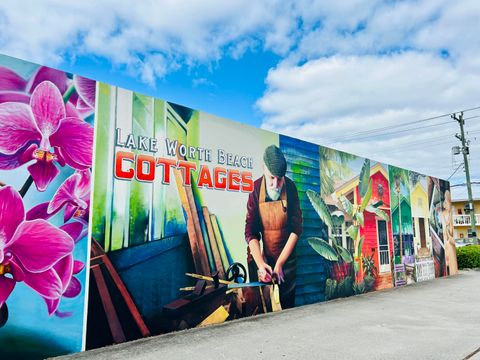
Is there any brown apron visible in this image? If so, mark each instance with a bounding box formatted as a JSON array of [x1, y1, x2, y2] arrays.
[[247, 177, 297, 309]]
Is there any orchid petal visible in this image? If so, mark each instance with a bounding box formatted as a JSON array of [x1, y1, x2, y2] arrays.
[[50, 117, 93, 169], [0, 186, 25, 252], [26, 201, 52, 221], [0, 66, 26, 91], [27, 159, 60, 192], [9, 219, 74, 273], [0, 143, 36, 170], [0, 91, 30, 104], [64, 203, 78, 223], [73, 260, 85, 274], [65, 101, 82, 119], [63, 276, 81, 298], [53, 255, 73, 292], [73, 75, 96, 108], [77, 170, 91, 198], [0, 276, 16, 307], [30, 81, 65, 138], [26, 67, 67, 95], [76, 98, 95, 117], [23, 267, 62, 299], [0, 102, 40, 155], [48, 172, 80, 215], [8, 259, 25, 282], [77, 223, 89, 238], [60, 222, 83, 243], [44, 297, 60, 316], [55, 146, 66, 167]]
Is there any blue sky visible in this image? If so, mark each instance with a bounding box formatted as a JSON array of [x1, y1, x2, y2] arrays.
[[66, 50, 280, 128], [0, 0, 479, 198]]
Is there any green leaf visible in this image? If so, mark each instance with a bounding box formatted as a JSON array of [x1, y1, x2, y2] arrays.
[[308, 237, 339, 261], [356, 235, 365, 257], [331, 210, 345, 225], [306, 190, 333, 229], [325, 278, 338, 300], [339, 276, 354, 297], [358, 159, 371, 197], [354, 211, 364, 227], [353, 281, 366, 295], [346, 225, 358, 241], [333, 242, 354, 263], [339, 195, 355, 217], [360, 179, 373, 212], [365, 205, 390, 222]]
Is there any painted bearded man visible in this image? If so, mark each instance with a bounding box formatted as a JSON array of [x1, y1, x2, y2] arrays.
[[245, 145, 303, 309]]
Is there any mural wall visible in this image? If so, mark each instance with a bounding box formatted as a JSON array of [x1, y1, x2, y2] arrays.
[[0, 55, 94, 358], [0, 54, 457, 358]]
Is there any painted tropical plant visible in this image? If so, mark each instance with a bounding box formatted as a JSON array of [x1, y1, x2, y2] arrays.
[[389, 165, 410, 264], [320, 147, 356, 196], [0, 65, 95, 327], [306, 158, 389, 297]]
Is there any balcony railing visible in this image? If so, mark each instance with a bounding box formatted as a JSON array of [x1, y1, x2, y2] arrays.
[[453, 214, 480, 226]]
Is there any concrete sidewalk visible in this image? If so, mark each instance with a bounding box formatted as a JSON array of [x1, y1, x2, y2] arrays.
[[60, 270, 480, 360]]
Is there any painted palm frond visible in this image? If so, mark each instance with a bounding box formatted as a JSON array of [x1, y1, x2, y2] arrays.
[[346, 224, 359, 241], [390, 165, 409, 188], [333, 241, 354, 263], [306, 189, 333, 229], [354, 211, 364, 227], [365, 205, 390, 222], [308, 237, 339, 261], [320, 147, 356, 196], [360, 179, 373, 212], [356, 235, 365, 257], [358, 159, 371, 197], [339, 195, 355, 217]]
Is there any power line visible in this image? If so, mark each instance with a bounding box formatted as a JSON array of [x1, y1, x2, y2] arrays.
[[350, 129, 480, 149], [464, 115, 480, 121], [328, 105, 480, 143], [447, 162, 464, 181], [333, 120, 454, 142], [451, 182, 480, 187]]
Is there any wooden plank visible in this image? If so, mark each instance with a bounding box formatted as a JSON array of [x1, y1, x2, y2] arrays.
[[91, 265, 126, 344], [183, 185, 210, 274], [202, 207, 225, 278], [173, 169, 210, 275], [210, 214, 230, 271], [92, 239, 151, 338], [197, 306, 229, 327]]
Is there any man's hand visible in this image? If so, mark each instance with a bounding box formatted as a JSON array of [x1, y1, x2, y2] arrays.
[[273, 261, 285, 284], [257, 263, 273, 283]]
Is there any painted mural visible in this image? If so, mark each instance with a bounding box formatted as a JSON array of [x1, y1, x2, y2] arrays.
[[312, 150, 394, 298], [0, 53, 457, 358], [0, 55, 94, 358]]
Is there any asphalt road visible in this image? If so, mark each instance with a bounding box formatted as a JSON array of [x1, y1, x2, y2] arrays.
[[58, 270, 480, 360]]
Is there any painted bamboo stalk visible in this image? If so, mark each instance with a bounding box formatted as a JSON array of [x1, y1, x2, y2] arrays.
[[202, 207, 226, 278], [210, 214, 230, 271]]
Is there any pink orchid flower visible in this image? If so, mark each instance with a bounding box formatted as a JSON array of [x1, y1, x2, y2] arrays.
[[49, 170, 91, 225], [50, 221, 86, 317], [0, 81, 94, 191], [23, 210, 87, 316], [26, 170, 91, 229], [0, 65, 95, 117], [0, 186, 75, 315]]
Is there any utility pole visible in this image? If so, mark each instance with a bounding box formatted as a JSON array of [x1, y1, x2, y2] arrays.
[[452, 112, 478, 244]]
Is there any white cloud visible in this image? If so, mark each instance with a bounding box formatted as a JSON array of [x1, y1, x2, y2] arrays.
[[0, 0, 299, 85], [1, 0, 478, 197], [257, 0, 480, 196]]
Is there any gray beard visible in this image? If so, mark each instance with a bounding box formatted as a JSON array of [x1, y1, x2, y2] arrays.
[[266, 186, 281, 201]]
